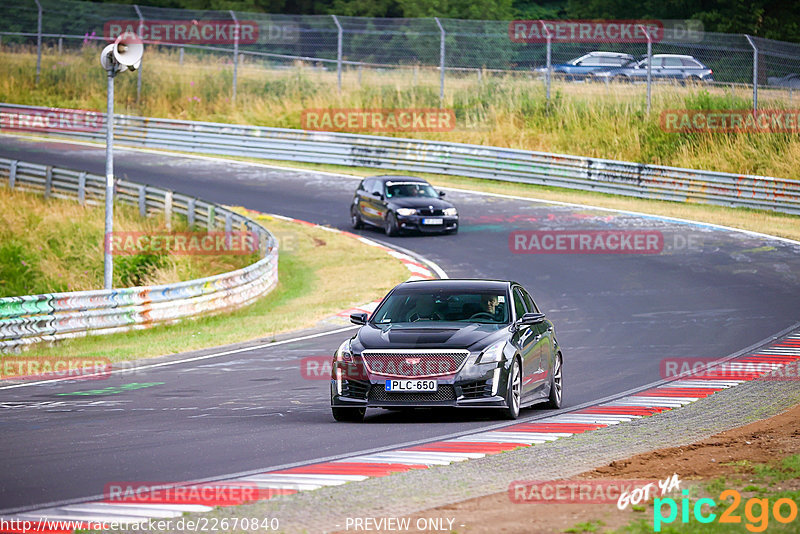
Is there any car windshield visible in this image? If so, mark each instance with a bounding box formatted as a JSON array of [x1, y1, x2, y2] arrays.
[[385, 182, 438, 199], [372, 289, 510, 325]]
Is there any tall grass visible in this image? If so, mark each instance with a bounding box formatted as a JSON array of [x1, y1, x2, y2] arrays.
[[0, 187, 256, 297], [1, 46, 798, 178]]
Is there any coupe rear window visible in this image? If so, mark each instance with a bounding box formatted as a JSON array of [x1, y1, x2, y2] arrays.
[[372, 289, 510, 324]]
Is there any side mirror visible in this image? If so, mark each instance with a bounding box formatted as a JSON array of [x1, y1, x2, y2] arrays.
[[439, 191, 446, 197], [519, 312, 546, 325], [350, 313, 367, 326]]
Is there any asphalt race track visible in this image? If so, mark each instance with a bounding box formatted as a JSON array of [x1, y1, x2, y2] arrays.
[[1, 136, 799, 512]]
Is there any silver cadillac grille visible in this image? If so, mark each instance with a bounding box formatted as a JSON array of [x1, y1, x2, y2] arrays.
[[360, 349, 469, 378]]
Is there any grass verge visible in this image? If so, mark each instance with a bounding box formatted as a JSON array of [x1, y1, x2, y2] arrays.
[[15, 211, 409, 363], [0, 186, 255, 297]]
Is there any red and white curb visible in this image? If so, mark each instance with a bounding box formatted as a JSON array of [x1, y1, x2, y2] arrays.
[[4, 332, 799, 532]]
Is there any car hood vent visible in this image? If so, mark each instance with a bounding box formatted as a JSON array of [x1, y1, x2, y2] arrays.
[[386, 328, 458, 344]]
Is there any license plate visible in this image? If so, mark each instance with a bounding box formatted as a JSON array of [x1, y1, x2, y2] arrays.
[[385, 379, 438, 392], [422, 218, 443, 225]]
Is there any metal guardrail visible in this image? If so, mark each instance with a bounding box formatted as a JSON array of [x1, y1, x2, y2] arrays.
[[2, 103, 798, 215], [0, 157, 279, 352]]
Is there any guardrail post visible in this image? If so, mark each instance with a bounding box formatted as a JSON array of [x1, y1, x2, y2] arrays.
[[229, 10, 239, 105], [164, 190, 173, 231], [78, 171, 86, 205], [331, 15, 343, 92], [187, 197, 196, 228], [44, 166, 52, 199], [9, 161, 17, 190], [207, 204, 215, 231], [224, 212, 232, 249], [133, 5, 144, 103], [138, 185, 146, 217], [745, 35, 758, 112], [434, 17, 445, 105], [58, 37, 62, 55], [34, 0, 42, 86], [179, 46, 184, 65]]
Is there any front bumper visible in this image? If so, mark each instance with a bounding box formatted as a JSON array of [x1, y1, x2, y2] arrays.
[[396, 214, 458, 234], [331, 356, 510, 409]]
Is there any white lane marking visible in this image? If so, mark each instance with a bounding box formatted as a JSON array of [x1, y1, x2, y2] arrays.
[[101, 503, 213, 513], [235, 474, 364, 485], [447, 436, 550, 445], [455, 431, 565, 441], [539, 416, 627, 425], [0, 325, 358, 391], [662, 380, 736, 388], [13, 510, 147, 524], [605, 399, 688, 408], [232, 478, 323, 491]]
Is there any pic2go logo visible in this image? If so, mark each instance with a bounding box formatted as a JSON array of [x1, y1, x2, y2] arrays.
[[654, 489, 798, 532]]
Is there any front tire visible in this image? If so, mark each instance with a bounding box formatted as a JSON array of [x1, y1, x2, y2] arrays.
[[501, 358, 522, 419], [332, 406, 366, 422], [385, 212, 399, 237], [351, 206, 363, 229], [544, 352, 563, 409]]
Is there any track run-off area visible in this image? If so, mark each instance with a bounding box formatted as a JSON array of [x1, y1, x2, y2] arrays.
[[1, 135, 799, 515]]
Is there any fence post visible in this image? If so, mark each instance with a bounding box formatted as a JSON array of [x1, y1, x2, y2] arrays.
[[138, 185, 146, 217], [229, 10, 240, 104], [639, 24, 652, 115], [540, 21, 552, 108], [133, 4, 144, 103], [9, 161, 17, 190], [78, 171, 86, 205], [745, 35, 758, 112], [58, 37, 62, 54], [164, 190, 173, 231], [34, 0, 42, 86], [207, 204, 215, 231], [434, 17, 445, 105], [44, 166, 52, 199], [331, 15, 342, 92], [187, 197, 196, 228], [179, 46, 184, 65]]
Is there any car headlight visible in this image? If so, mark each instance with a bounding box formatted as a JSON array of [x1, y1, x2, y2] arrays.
[[335, 339, 352, 363], [396, 208, 416, 216], [443, 207, 458, 217], [478, 340, 505, 363]]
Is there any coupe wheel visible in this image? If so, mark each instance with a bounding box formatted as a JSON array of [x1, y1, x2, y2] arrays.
[[544, 352, 563, 409], [502, 357, 522, 419], [385, 212, 399, 237], [351, 206, 363, 229], [332, 406, 366, 422]]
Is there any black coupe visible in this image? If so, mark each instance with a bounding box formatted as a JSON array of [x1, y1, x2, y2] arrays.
[[330, 279, 563, 422], [350, 175, 458, 236]]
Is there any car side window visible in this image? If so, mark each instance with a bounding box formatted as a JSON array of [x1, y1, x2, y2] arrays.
[[682, 58, 701, 67], [512, 288, 528, 319], [370, 180, 382, 197], [519, 287, 540, 313], [362, 178, 374, 194], [663, 57, 682, 67]]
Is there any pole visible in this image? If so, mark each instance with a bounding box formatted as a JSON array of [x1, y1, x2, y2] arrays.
[[332, 15, 342, 92], [230, 10, 239, 104], [639, 24, 652, 114], [434, 17, 445, 106], [134, 5, 144, 103], [34, 0, 42, 85], [104, 67, 115, 289], [745, 35, 758, 112], [540, 21, 552, 107]]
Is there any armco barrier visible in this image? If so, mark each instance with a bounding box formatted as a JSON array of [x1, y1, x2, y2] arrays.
[[0, 157, 279, 352], [2, 103, 800, 214]]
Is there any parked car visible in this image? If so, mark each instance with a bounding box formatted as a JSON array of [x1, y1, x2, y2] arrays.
[[351, 175, 458, 236], [592, 54, 713, 83], [768, 73, 800, 89], [330, 279, 563, 422], [535, 51, 635, 80]]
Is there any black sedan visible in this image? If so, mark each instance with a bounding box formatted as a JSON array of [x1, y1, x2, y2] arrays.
[[330, 279, 563, 422], [351, 175, 458, 236]]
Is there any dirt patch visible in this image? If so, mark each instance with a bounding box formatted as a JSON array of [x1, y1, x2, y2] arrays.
[[357, 403, 800, 534]]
